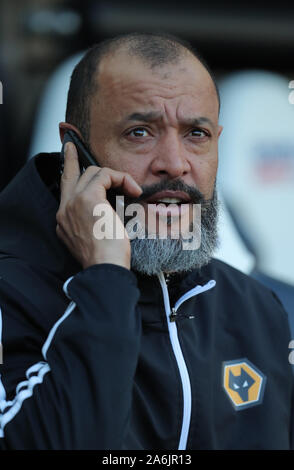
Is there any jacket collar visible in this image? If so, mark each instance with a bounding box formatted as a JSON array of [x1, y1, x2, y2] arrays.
[[135, 266, 214, 305]]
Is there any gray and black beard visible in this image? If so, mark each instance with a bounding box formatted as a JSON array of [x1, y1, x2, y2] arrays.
[[121, 180, 219, 276]]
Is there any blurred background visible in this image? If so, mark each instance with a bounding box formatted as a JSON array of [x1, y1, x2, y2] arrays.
[[0, 0, 294, 336], [1, 0, 294, 186]]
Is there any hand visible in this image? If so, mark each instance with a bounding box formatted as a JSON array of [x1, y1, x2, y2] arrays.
[[56, 142, 142, 270]]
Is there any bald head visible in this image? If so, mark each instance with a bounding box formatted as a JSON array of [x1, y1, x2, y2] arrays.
[[65, 32, 220, 146], [99, 32, 195, 68]]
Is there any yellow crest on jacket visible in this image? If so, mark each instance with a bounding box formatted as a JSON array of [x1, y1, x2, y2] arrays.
[[223, 359, 266, 411]]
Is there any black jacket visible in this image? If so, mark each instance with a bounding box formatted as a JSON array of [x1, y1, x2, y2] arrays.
[[0, 153, 293, 450]]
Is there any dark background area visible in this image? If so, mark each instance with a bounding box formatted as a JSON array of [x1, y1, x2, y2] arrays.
[[0, 0, 294, 190]]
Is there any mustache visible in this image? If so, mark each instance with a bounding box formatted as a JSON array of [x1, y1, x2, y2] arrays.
[[123, 179, 209, 206]]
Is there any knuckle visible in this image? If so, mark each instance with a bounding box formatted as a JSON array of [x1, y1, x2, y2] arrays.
[[56, 210, 64, 225], [86, 165, 100, 175], [60, 171, 71, 183], [97, 167, 115, 176], [96, 167, 106, 176]]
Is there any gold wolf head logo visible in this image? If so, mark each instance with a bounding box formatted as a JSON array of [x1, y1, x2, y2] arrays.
[[223, 358, 266, 411]]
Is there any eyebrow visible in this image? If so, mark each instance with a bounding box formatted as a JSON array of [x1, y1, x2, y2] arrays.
[[122, 112, 216, 130], [123, 112, 161, 123], [184, 117, 216, 130]]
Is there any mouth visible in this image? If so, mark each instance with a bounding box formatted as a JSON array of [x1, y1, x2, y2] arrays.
[[144, 191, 192, 206], [142, 191, 192, 218]]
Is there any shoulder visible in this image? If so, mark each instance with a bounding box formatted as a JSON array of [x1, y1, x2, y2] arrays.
[[207, 258, 279, 296], [203, 258, 289, 324]]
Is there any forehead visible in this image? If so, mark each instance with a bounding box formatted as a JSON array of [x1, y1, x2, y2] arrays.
[[94, 51, 219, 120]]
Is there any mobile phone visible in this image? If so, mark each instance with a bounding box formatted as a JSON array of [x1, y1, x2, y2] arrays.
[[60, 129, 117, 208], [60, 129, 98, 173]]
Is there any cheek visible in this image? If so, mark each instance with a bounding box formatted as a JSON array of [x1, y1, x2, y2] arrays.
[[98, 143, 148, 183], [119, 161, 148, 185], [190, 158, 218, 197]]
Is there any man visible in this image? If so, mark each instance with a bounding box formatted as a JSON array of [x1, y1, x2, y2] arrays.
[[0, 33, 293, 450]]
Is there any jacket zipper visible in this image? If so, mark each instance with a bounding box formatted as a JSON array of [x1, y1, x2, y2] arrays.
[[170, 281, 216, 322], [158, 272, 216, 450]]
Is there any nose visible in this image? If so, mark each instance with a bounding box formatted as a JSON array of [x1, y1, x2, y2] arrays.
[[150, 132, 191, 179]]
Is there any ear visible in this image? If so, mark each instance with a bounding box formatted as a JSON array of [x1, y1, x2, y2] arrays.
[[217, 125, 223, 138], [59, 122, 83, 143]]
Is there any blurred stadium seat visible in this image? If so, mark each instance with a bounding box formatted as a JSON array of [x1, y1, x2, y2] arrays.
[[214, 193, 255, 274], [218, 70, 294, 339], [29, 52, 84, 157]]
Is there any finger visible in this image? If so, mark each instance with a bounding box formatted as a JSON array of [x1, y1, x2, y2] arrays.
[[75, 165, 102, 193], [86, 168, 142, 199], [60, 142, 81, 204]]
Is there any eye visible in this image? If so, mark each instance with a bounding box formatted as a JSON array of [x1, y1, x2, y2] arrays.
[[127, 127, 149, 138], [189, 128, 209, 138]]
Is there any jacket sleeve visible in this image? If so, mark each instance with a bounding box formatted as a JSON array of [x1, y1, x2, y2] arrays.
[[0, 264, 141, 449]]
